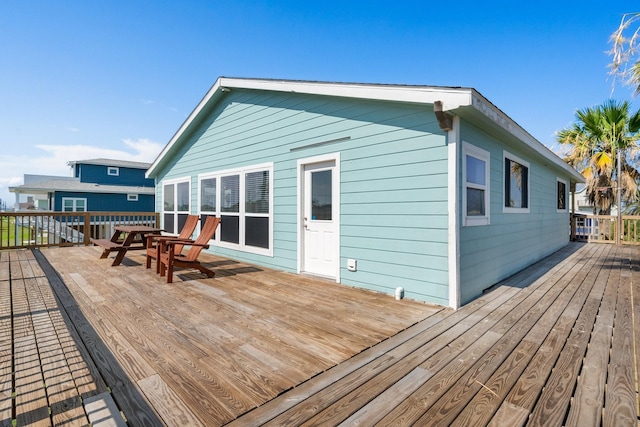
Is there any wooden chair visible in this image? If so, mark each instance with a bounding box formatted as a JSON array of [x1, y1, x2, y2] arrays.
[[159, 216, 221, 283], [146, 214, 199, 273]]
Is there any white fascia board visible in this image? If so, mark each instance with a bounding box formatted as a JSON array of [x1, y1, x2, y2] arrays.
[[147, 77, 583, 185], [219, 77, 474, 110], [146, 78, 474, 178], [469, 92, 584, 183]]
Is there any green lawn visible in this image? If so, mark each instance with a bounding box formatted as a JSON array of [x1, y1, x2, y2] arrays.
[[1, 217, 31, 246]]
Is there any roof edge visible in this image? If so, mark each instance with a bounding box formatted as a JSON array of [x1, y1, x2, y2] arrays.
[[146, 77, 583, 183], [146, 77, 475, 178]]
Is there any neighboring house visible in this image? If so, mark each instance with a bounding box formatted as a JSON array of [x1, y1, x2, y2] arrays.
[[572, 184, 594, 214], [571, 184, 619, 216], [10, 158, 155, 212], [146, 77, 584, 308]]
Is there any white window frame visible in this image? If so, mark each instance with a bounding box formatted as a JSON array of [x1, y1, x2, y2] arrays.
[[107, 166, 119, 176], [162, 177, 191, 235], [198, 162, 273, 257], [557, 178, 568, 212], [462, 141, 490, 226], [127, 194, 139, 202], [61, 197, 87, 212], [503, 151, 530, 214]]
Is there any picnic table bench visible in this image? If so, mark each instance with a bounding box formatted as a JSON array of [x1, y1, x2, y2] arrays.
[[93, 225, 162, 266]]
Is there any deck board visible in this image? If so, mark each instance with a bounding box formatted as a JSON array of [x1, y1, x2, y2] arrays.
[[0, 272, 12, 425], [2, 242, 639, 426], [603, 247, 637, 426]]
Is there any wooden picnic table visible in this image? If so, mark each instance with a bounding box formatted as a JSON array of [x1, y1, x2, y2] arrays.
[[93, 225, 162, 266]]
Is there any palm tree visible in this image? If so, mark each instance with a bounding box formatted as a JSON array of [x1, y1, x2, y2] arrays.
[[610, 12, 640, 95], [557, 99, 640, 214]]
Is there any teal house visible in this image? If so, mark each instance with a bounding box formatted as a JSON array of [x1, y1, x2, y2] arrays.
[[146, 77, 584, 308]]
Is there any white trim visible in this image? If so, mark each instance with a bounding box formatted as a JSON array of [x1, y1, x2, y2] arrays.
[[161, 176, 191, 234], [462, 141, 490, 226], [127, 194, 139, 201], [503, 151, 530, 214], [107, 166, 119, 176], [61, 197, 87, 212], [197, 163, 274, 257], [297, 152, 341, 283], [448, 116, 461, 309], [556, 177, 568, 212]]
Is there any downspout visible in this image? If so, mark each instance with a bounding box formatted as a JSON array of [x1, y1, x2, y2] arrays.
[[570, 182, 576, 241], [436, 101, 460, 309]]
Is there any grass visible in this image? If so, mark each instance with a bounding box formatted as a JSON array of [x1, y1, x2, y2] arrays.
[[1, 216, 31, 247]]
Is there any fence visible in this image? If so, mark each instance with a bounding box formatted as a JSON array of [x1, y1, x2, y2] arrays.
[[573, 214, 640, 245], [0, 211, 159, 249]]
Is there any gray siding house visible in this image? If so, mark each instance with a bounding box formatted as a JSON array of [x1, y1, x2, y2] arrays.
[[147, 77, 584, 308]]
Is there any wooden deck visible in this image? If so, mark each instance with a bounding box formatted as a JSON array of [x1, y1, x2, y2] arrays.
[[1, 242, 639, 426]]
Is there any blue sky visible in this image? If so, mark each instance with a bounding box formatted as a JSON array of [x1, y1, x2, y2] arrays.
[[1, 1, 639, 205]]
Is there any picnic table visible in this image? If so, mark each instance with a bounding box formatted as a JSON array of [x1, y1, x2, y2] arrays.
[[93, 225, 162, 266]]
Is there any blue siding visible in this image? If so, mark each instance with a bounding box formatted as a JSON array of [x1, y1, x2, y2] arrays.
[[54, 192, 154, 212], [458, 121, 571, 304], [77, 164, 154, 187], [154, 90, 450, 305]]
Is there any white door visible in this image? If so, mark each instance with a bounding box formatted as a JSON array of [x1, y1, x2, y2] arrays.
[[302, 160, 338, 278]]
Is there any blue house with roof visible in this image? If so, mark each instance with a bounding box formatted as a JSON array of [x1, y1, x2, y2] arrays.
[[10, 158, 155, 212], [146, 77, 584, 307]]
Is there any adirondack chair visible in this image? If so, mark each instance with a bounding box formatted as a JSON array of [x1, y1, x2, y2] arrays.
[[159, 216, 221, 283], [146, 214, 199, 273]]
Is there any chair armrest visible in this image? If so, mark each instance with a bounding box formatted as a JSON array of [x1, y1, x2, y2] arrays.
[[165, 240, 209, 249], [164, 239, 196, 246]]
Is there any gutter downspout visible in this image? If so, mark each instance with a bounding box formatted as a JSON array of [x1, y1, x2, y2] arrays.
[[570, 182, 576, 241]]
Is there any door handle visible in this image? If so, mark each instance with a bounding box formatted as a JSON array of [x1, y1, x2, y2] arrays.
[[304, 217, 308, 229]]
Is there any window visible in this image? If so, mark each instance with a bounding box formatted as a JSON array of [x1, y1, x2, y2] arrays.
[[462, 142, 490, 226], [311, 170, 332, 220], [107, 167, 119, 176], [62, 197, 86, 212], [557, 179, 567, 211], [127, 194, 139, 202], [504, 152, 530, 213], [198, 163, 273, 255], [162, 178, 190, 234], [221, 175, 240, 244]]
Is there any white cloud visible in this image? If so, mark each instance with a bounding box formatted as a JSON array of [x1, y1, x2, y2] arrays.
[[0, 139, 164, 207], [121, 138, 164, 162]]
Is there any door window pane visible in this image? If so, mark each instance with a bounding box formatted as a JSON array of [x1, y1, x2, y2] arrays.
[[311, 170, 332, 220]]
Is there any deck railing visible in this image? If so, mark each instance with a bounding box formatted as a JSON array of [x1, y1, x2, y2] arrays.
[[573, 214, 640, 245], [0, 211, 159, 249]]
